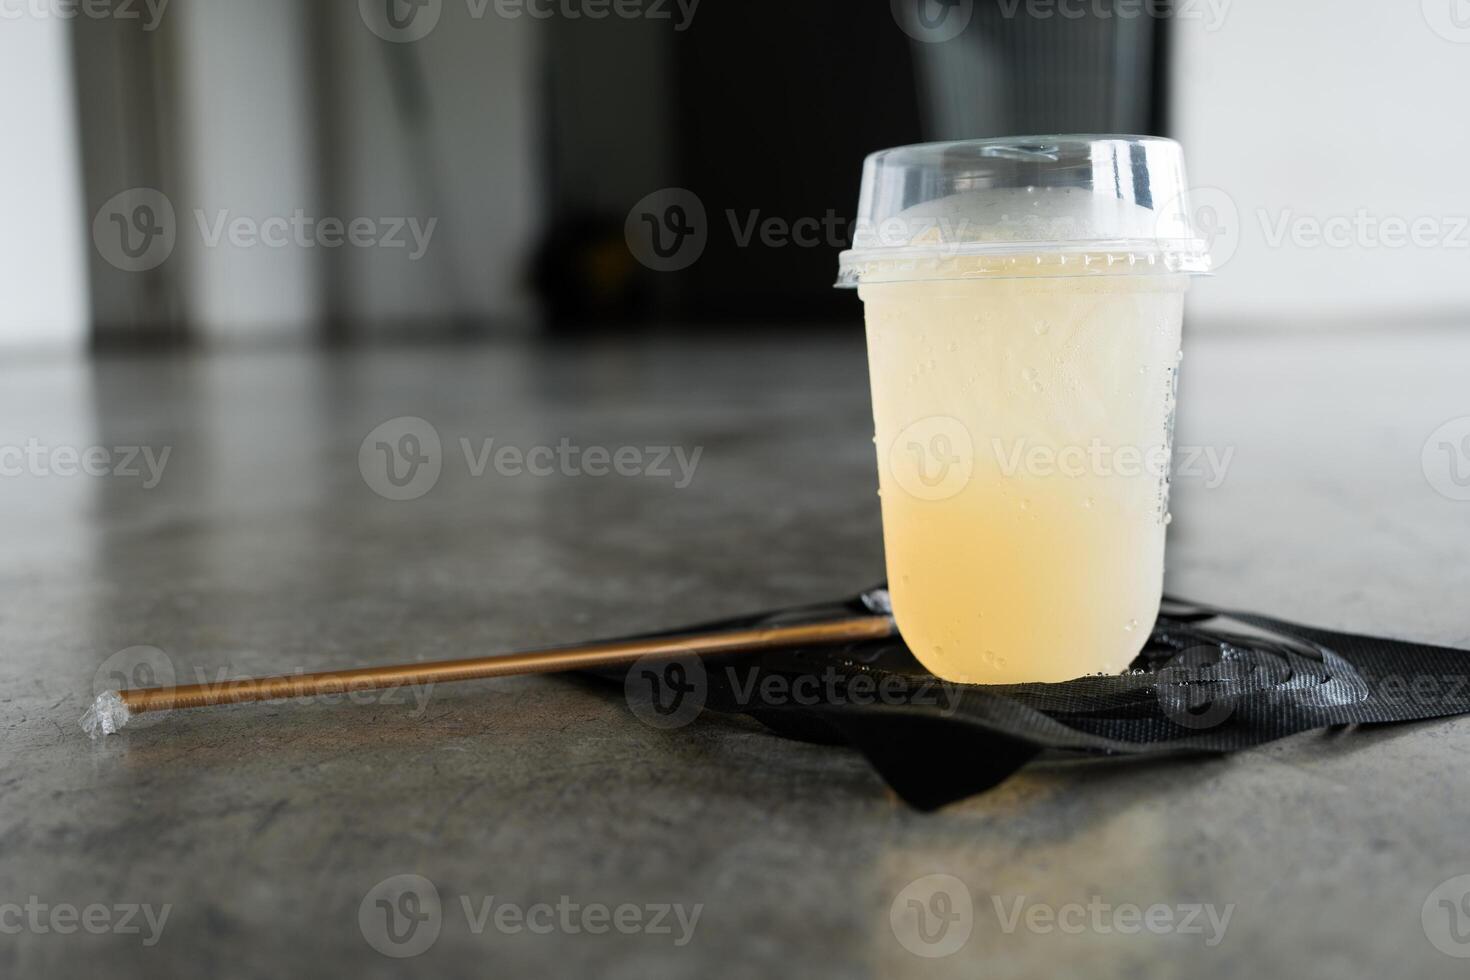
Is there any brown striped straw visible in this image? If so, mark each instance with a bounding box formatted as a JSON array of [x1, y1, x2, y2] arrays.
[[81, 614, 897, 737]]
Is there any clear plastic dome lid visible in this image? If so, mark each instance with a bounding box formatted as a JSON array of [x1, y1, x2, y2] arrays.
[[836, 135, 1212, 286]]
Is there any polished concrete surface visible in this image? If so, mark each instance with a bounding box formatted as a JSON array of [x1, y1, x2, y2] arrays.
[[3, 328, 1470, 977]]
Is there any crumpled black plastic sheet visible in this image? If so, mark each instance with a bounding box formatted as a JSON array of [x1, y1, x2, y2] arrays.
[[591, 586, 1470, 810]]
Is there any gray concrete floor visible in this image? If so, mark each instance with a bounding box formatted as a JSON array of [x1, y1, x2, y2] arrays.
[[2, 328, 1470, 978]]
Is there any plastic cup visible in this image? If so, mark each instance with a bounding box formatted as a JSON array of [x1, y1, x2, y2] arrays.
[[837, 136, 1211, 683]]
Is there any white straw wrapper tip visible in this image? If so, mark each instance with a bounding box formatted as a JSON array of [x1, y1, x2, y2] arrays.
[[81, 691, 131, 739]]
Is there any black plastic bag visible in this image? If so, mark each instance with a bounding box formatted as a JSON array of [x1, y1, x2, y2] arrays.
[[595, 587, 1470, 810]]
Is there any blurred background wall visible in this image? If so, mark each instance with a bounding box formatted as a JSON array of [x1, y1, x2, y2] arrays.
[[0, 12, 89, 349], [3, 0, 1468, 349], [1171, 0, 1470, 329]]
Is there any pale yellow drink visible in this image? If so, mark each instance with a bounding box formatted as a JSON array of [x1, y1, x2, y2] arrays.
[[860, 260, 1185, 683]]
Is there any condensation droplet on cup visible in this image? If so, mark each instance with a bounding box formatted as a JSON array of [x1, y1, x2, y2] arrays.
[[1021, 367, 1037, 383], [1033, 320, 1050, 336], [1124, 619, 1139, 633], [1083, 497, 1095, 509], [1163, 512, 1174, 525]]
